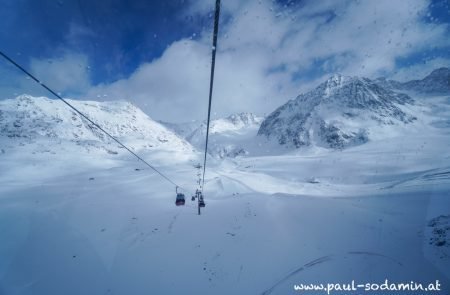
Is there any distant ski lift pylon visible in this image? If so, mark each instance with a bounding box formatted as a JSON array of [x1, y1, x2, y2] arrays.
[[196, 189, 205, 208]]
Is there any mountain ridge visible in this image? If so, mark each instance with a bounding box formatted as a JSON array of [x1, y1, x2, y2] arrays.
[[258, 74, 418, 149], [0, 95, 194, 156], [376, 67, 450, 94]]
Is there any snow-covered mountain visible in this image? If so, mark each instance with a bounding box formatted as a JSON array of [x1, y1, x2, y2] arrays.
[[208, 112, 263, 134], [158, 120, 200, 139], [376, 67, 450, 94], [0, 95, 194, 156], [188, 112, 263, 158], [258, 74, 417, 149], [163, 113, 264, 158], [186, 113, 262, 141]]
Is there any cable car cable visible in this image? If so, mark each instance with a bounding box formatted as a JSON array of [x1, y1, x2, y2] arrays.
[[0, 50, 188, 192], [201, 0, 221, 192]]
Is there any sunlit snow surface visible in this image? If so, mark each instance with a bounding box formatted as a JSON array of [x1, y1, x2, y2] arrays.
[[0, 95, 449, 294]]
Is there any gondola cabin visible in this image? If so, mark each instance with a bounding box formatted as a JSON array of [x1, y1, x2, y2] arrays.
[[175, 193, 185, 206]]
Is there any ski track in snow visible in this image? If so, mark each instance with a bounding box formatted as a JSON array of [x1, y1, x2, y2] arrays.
[[167, 211, 180, 234], [261, 255, 333, 295], [261, 252, 404, 295]]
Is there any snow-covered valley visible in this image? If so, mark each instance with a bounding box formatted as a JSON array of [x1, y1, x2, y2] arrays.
[[1, 69, 450, 294]]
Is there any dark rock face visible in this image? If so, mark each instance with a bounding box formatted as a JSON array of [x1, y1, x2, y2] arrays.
[[258, 74, 416, 149]]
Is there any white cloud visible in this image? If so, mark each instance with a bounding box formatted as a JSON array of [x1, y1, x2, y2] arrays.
[[30, 52, 91, 95], [0, 52, 91, 99], [87, 40, 211, 122], [4, 0, 448, 124], [86, 0, 449, 122], [86, 38, 294, 122]]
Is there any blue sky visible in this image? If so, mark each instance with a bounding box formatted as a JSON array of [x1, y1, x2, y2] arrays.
[[0, 0, 449, 122], [0, 0, 212, 83]]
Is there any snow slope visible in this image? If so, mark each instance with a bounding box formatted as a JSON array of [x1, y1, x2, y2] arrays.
[[0, 95, 194, 153], [0, 95, 196, 183], [1, 124, 449, 294], [0, 92, 449, 294]]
